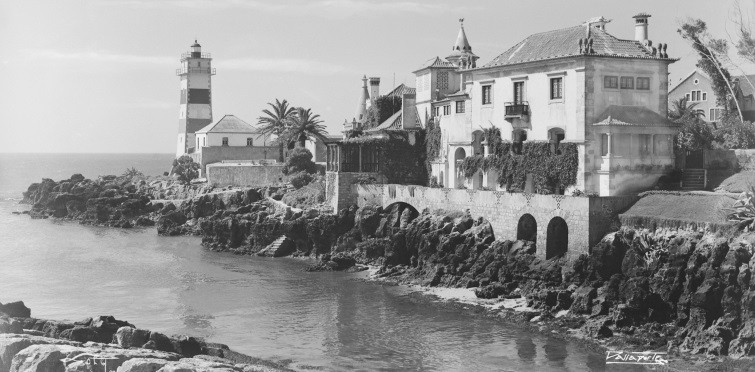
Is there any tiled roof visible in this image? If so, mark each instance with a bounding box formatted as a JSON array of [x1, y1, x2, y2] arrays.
[[593, 105, 676, 126], [483, 24, 673, 68], [196, 115, 259, 133], [385, 83, 416, 97], [669, 70, 711, 93], [415, 56, 456, 72], [366, 110, 402, 132]]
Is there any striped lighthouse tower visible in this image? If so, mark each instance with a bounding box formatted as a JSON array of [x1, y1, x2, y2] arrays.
[[176, 40, 215, 157]]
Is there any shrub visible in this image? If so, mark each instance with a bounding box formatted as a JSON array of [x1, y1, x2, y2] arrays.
[[428, 176, 441, 188], [171, 155, 200, 184], [123, 167, 143, 178], [726, 186, 755, 231], [283, 147, 316, 175], [713, 116, 755, 149], [676, 118, 715, 151], [281, 180, 325, 208], [290, 171, 313, 189]]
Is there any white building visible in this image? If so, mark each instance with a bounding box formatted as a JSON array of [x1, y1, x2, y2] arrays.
[[191, 115, 276, 176], [424, 15, 680, 196]]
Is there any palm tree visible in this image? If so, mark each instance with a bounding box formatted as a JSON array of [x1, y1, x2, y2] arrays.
[[257, 99, 296, 162], [286, 107, 328, 148], [669, 97, 706, 122]]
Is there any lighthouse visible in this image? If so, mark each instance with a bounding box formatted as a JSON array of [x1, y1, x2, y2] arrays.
[[176, 40, 215, 157]]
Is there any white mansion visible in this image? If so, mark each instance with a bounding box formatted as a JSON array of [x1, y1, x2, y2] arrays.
[[414, 15, 679, 196]]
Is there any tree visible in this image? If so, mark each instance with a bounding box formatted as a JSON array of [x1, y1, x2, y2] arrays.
[[282, 147, 316, 175], [257, 99, 296, 162], [286, 107, 327, 148], [714, 116, 755, 149], [678, 18, 744, 121], [171, 155, 200, 184], [732, 0, 755, 96], [668, 97, 706, 122]]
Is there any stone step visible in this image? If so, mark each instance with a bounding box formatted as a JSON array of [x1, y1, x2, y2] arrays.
[[257, 236, 295, 257]]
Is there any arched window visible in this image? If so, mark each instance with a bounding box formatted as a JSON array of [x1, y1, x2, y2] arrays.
[[512, 130, 527, 155], [548, 128, 565, 155]]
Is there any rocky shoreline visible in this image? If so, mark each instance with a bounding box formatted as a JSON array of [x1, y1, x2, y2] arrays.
[[17, 174, 755, 368], [0, 300, 291, 372]]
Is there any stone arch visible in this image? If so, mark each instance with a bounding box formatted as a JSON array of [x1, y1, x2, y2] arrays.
[[546, 216, 568, 259], [454, 147, 466, 188], [382, 201, 420, 231], [516, 213, 537, 244]]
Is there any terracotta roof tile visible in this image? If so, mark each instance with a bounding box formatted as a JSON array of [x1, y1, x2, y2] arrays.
[[483, 25, 672, 68]]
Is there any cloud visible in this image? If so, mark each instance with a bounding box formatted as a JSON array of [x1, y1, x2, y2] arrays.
[[103, 0, 478, 16]]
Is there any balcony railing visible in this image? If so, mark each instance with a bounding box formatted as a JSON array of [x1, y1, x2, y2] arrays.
[[180, 52, 212, 60], [504, 102, 529, 118], [176, 67, 216, 76]]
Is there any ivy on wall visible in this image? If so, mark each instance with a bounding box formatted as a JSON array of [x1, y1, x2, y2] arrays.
[[424, 119, 442, 181], [342, 130, 428, 185], [460, 128, 579, 194]]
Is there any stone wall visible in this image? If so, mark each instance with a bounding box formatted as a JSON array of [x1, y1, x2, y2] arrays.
[[206, 163, 285, 187], [325, 172, 387, 213], [351, 184, 637, 261], [191, 146, 278, 175]]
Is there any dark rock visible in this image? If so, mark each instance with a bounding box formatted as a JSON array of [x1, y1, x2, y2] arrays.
[[0, 301, 31, 318]]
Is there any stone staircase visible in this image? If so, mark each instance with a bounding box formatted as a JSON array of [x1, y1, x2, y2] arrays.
[[681, 168, 707, 190], [256, 235, 295, 257]]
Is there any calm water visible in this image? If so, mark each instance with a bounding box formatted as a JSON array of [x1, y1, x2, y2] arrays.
[[0, 153, 636, 371]]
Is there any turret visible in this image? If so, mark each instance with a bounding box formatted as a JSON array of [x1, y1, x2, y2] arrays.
[[355, 75, 369, 125], [446, 18, 478, 69], [191, 40, 202, 58]]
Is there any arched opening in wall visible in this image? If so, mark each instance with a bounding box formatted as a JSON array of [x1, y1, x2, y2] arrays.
[[548, 128, 565, 155], [382, 202, 420, 233], [517, 214, 537, 244], [546, 217, 568, 259], [512, 129, 527, 155], [472, 130, 484, 156], [454, 147, 466, 188]]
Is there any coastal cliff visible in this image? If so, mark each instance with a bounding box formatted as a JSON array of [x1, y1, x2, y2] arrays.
[[17, 175, 755, 361]]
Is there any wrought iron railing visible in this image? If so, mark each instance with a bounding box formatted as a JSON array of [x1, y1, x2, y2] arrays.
[[180, 52, 212, 60], [504, 102, 529, 117], [176, 67, 216, 75]]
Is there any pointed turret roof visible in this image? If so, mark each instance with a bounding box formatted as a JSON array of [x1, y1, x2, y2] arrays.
[[355, 75, 369, 122], [453, 18, 472, 53]]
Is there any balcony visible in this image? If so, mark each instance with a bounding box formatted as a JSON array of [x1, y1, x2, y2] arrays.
[[180, 52, 212, 61], [176, 67, 217, 76], [504, 102, 529, 119]]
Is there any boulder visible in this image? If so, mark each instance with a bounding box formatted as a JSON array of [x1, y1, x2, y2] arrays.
[[115, 327, 151, 349], [0, 319, 22, 335], [0, 302, 30, 318], [582, 317, 613, 338], [9, 343, 82, 372], [115, 358, 169, 372]]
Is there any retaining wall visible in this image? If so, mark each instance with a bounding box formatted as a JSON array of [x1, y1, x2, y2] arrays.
[[206, 163, 286, 187]]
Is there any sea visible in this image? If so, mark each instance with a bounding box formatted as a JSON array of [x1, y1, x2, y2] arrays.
[[0, 153, 641, 371]]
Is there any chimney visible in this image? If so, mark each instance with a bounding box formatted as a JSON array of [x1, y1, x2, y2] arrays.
[[584, 16, 611, 31], [369, 77, 380, 102], [633, 13, 651, 42]]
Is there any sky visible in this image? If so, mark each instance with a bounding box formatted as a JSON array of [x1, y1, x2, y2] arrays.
[[1, 0, 754, 154]]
